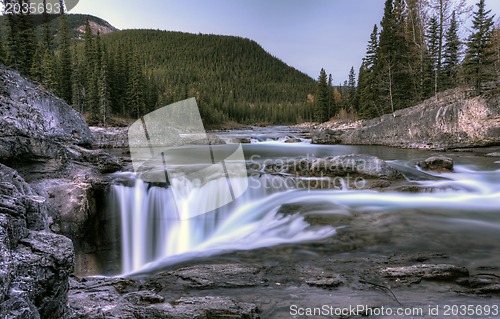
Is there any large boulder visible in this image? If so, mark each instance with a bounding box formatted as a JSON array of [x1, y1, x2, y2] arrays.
[[0, 164, 74, 319], [0, 66, 93, 162], [418, 156, 454, 172]]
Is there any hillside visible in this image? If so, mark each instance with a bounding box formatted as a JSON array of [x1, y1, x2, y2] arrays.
[[0, 13, 118, 40], [98, 30, 316, 123]]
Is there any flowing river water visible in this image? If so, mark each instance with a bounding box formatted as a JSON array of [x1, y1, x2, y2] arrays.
[[101, 127, 500, 318], [105, 127, 500, 279]]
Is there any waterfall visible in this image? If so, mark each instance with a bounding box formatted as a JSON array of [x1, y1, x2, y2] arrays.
[[109, 162, 500, 275], [109, 174, 336, 275]]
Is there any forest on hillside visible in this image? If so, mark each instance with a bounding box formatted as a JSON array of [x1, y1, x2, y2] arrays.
[[315, 0, 499, 122], [1, 0, 499, 126]]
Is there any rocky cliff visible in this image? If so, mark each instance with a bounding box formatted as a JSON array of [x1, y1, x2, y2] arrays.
[[0, 65, 123, 318], [313, 88, 500, 150]]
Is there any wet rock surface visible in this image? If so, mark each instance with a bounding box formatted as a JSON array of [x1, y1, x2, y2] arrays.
[[0, 164, 74, 319], [418, 156, 454, 172]]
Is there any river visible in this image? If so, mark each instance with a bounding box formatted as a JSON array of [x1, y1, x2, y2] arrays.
[[98, 126, 500, 318], [105, 126, 500, 278]]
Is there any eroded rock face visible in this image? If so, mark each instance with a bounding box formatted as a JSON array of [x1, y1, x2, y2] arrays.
[[67, 276, 260, 319], [312, 89, 500, 150], [0, 164, 74, 319], [0, 66, 93, 158]]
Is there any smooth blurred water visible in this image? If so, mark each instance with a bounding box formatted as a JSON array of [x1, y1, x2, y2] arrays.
[[108, 127, 500, 275]]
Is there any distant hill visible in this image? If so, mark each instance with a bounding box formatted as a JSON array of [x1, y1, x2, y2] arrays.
[[0, 14, 118, 44], [99, 29, 316, 123]]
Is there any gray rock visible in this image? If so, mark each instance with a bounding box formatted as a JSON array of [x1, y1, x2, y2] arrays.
[[90, 126, 129, 148], [418, 156, 454, 172], [0, 66, 93, 148], [313, 88, 500, 150], [68, 276, 260, 319], [284, 138, 302, 143], [262, 154, 403, 180], [0, 164, 74, 319], [380, 264, 469, 281], [311, 129, 342, 144]]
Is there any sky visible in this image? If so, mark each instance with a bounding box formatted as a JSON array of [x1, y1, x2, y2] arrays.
[[33, 0, 500, 82]]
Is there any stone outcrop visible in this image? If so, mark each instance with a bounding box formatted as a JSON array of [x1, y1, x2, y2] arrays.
[[0, 164, 74, 319], [0, 67, 93, 162], [312, 88, 500, 150], [90, 127, 129, 149]]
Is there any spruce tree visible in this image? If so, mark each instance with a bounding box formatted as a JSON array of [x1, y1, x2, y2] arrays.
[[57, 14, 73, 104], [376, 0, 398, 114], [347, 67, 356, 113], [127, 53, 146, 119], [71, 46, 85, 113], [98, 58, 111, 126], [426, 16, 440, 96], [41, 49, 57, 90], [315, 68, 329, 122], [327, 74, 334, 119], [358, 25, 380, 118], [464, 0, 496, 93], [442, 11, 461, 90]]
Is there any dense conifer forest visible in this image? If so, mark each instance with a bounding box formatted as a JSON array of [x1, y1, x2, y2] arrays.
[[1, 0, 499, 126]]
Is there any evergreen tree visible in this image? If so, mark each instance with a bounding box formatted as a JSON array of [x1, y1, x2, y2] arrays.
[[71, 46, 85, 113], [327, 74, 334, 119], [442, 11, 461, 90], [376, 0, 397, 113], [98, 58, 111, 126], [347, 67, 356, 113], [41, 49, 57, 90], [358, 25, 381, 118], [314, 68, 329, 122], [57, 14, 72, 104], [426, 16, 440, 96], [126, 53, 146, 118], [463, 0, 496, 93]]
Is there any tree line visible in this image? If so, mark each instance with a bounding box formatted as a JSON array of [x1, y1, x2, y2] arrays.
[[0, 10, 318, 126], [314, 0, 499, 122]]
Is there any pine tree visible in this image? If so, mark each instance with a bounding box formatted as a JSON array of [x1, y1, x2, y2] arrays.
[[314, 68, 329, 122], [347, 67, 356, 113], [71, 46, 85, 113], [98, 58, 111, 126], [127, 53, 146, 118], [376, 0, 398, 114], [41, 49, 57, 90], [358, 25, 381, 118], [428, 0, 469, 93], [327, 74, 334, 119], [463, 0, 496, 93], [426, 16, 440, 96], [442, 11, 461, 90], [57, 14, 73, 104]]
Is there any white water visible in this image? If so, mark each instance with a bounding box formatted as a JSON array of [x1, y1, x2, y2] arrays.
[[111, 174, 337, 275], [110, 149, 500, 275]]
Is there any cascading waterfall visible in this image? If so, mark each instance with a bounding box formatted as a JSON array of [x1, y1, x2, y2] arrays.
[[110, 173, 337, 275], [109, 157, 500, 276]]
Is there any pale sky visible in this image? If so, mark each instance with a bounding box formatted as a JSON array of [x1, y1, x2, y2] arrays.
[[4, 0, 498, 82]]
